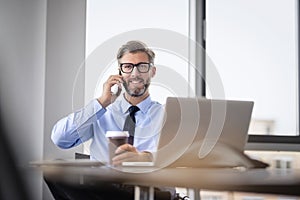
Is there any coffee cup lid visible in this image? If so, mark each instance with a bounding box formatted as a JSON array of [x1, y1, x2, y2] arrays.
[[106, 131, 129, 138]]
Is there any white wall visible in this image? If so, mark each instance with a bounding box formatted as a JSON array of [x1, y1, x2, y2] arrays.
[[44, 0, 85, 160], [43, 0, 86, 199]]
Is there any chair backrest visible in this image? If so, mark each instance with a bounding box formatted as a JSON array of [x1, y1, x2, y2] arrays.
[[75, 152, 90, 159]]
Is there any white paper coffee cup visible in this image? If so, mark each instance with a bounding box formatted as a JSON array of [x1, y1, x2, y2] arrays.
[[106, 131, 129, 164]]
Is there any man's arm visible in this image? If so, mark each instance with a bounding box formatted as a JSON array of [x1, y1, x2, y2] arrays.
[[51, 99, 106, 149], [51, 74, 123, 149]]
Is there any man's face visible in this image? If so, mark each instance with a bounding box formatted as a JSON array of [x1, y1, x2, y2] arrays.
[[119, 52, 156, 97]]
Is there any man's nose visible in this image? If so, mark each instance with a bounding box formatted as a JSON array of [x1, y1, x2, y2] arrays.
[[130, 66, 140, 76]]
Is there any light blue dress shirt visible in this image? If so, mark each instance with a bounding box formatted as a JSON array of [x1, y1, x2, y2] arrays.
[[51, 94, 164, 162]]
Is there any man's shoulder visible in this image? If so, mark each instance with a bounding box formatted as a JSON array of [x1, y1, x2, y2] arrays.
[[150, 100, 163, 107], [148, 100, 164, 114]]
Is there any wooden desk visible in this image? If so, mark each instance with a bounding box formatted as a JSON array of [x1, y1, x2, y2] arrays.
[[36, 162, 300, 199]]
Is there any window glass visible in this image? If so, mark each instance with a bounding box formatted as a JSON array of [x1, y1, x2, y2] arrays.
[[206, 0, 298, 136]]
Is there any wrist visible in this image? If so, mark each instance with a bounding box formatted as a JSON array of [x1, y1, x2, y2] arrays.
[[141, 151, 153, 162], [97, 97, 110, 108]]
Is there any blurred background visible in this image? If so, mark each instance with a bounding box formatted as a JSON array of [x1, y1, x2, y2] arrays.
[[1, 0, 300, 199]]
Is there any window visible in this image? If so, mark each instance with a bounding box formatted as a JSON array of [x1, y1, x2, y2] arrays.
[[206, 0, 299, 142]]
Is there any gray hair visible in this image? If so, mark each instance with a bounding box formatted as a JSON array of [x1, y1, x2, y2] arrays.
[[117, 40, 155, 64]]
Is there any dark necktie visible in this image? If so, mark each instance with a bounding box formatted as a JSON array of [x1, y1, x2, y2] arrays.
[[123, 106, 140, 145]]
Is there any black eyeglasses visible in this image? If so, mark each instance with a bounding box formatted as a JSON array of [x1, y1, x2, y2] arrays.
[[119, 62, 152, 73]]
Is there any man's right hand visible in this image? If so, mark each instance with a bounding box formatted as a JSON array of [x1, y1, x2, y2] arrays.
[[97, 74, 123, 108], [112, 144, 153, 166]]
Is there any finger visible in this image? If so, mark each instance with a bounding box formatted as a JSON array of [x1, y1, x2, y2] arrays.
[[115, 144, 130, 153], [104, 76, 123, 94], [108, 75, 123, 84], [112, 152, 138, 166], [113, 151, 136, 162], [106, 79, 120, 88], [115, 144, 137, 154], [103, 80, 121, 95]]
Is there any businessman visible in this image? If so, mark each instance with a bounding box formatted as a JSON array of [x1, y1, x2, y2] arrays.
[[47, 40, 174, 199]]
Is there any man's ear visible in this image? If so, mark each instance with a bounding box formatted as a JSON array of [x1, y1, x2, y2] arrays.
[[151, 66, 156, 78]]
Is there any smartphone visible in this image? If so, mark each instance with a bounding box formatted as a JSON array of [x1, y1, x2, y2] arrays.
[[111, 84, 119, 95], [111, 71, 122, 95]]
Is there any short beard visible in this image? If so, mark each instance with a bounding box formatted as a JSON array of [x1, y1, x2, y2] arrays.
[[123, 79, 150, 97]]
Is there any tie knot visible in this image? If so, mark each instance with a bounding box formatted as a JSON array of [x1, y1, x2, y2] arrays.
[[128, 106, 140, 115]]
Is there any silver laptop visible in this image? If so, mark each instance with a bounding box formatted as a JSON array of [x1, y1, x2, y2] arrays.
[[123, 97, 268, 169]]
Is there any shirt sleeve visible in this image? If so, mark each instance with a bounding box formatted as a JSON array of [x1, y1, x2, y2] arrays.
[[51, 99, 106, 149]]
